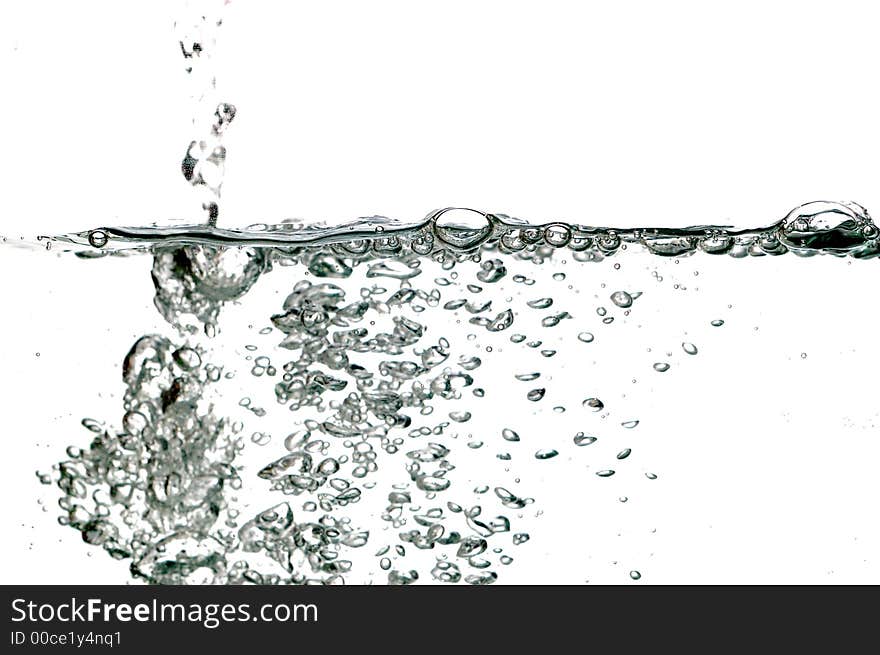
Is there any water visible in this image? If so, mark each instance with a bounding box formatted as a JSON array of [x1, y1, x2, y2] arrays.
[[10, 199, 874, 584], [7, 3, 880, 585], [175, 0, 236, 226]]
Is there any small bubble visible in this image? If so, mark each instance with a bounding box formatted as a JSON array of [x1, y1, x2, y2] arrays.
[[577, 332, 595, 343], [610, 291, 633, 308], [527, 388, 546, 402], [682, 342, 698, 355], [711, 319, 724, 327], [574, 433, 597, 446], [527, 297, 553, 309], [502, 428, 520, 442], [596, 470, 616, 477], [88, 230, 108, 248], [251, 431, 271, 446], [653, 362, 670, 372], [629, 570, 641, 581], [534, 449, 558, 460], [582, 398, 604, 412]]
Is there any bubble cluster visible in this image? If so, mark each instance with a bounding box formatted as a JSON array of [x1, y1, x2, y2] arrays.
[[47, 199, 880, 584]]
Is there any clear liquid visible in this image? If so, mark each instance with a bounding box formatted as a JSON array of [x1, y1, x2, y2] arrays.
[[18, 200, 880, 584]]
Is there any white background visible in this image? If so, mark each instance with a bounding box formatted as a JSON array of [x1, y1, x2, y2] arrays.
[[1, 0, 879, 584]]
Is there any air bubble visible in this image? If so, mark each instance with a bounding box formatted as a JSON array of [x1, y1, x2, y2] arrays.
[[502, 429, 520, 442], [88, 230, 109, 248], [610, 291, 633, 308], [574, 433, 597, 446]]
